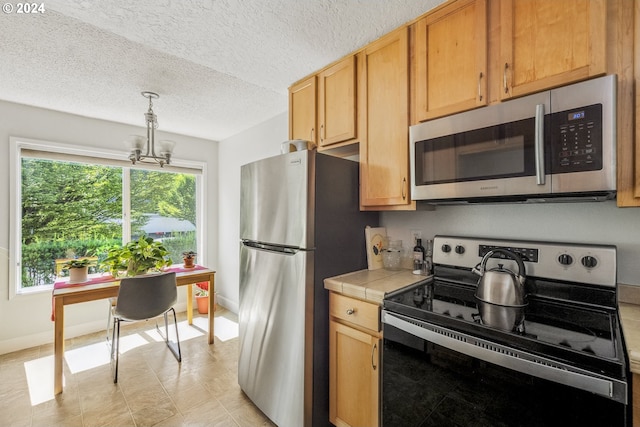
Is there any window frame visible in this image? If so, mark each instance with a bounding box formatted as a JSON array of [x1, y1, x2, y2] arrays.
[[9, 136, 207, 298]]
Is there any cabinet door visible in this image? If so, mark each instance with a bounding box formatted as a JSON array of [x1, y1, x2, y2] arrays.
[[414, 0, 487, 122], [359, 27, 411, 208], [500, 0, 606, 99], [318, 56, 357, 147], [289, 76, 317, 143], [329, 319, 380, 427]]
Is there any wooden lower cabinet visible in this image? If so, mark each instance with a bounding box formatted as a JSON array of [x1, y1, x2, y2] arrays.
[[329, 293, 381, 427]]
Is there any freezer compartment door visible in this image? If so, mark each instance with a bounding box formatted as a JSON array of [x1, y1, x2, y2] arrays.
[[238, 242, 312, 427], [240, 150, 312, 248]]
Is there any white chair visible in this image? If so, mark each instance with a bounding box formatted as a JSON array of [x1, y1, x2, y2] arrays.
[[109, 272, 181, 383]]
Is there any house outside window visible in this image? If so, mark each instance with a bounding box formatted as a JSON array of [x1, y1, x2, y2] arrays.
[[10, 137, 205, 295]]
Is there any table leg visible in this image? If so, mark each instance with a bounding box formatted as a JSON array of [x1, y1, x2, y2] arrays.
[[53, 296, 64, 395], [187, 283, 193, 325], [208, 273, 215, 344]]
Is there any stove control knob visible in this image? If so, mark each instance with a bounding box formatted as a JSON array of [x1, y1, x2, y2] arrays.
[[441, 244, 451, 253], [581, 255, 598, 269], [558, 254, 573, 266], [455, 245, 465, 254]]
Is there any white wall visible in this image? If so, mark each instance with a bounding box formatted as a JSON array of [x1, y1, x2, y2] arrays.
[[381, 202, 640, 285], [217, 112, 288, 312], [0, 100, 219, 354]]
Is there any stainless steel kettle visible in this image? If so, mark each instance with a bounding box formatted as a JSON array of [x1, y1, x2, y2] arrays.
[[472, 248, 527, 307]]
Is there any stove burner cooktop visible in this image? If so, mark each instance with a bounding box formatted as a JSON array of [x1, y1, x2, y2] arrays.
[[388, 280, 617, 360], [383, 235, 627, 381]]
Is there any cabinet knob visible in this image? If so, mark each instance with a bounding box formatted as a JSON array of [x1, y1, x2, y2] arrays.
[[346, 308, 356, 315]]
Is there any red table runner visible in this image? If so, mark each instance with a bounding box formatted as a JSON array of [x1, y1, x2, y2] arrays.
[[51, 265, 209, 320]]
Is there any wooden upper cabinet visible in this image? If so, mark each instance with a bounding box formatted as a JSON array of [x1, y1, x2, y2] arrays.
[[500, 0, 606, 99], [359, 27, 412, 209], [413, 0, 488, 122], [318, 56, 358, 147], [289, 76, 317, 144]]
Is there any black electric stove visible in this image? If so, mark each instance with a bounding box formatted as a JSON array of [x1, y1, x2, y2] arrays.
[[385, 275, 624, 379], [381, 236, 629, 427]]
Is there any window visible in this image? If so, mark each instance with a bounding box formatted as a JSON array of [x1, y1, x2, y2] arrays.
[[10, 137, 204, 295]]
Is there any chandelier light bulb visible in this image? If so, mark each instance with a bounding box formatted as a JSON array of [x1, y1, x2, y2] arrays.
[[159, 140, 176, 155]]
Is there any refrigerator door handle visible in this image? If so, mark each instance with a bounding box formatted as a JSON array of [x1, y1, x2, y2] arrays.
[[241, 240, 300, 255]]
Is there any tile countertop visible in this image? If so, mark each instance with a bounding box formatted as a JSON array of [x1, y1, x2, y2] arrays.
[[618, 284, 640, 374], [324, 268, 432, 304]]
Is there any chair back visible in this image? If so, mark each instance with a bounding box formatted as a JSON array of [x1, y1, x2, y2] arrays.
[[114, 272, 177, 321]]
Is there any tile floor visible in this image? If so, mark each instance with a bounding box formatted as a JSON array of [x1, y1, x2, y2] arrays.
[[0, 308, 275, 427]]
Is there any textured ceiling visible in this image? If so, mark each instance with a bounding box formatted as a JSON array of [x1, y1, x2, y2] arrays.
[[0, 0, 445, 141]]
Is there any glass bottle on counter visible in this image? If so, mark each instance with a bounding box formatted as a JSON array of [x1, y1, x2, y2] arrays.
[[413, 238, 426, 271]]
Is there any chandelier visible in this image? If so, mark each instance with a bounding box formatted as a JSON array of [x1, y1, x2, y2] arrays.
[[125, 91, 175, 167]]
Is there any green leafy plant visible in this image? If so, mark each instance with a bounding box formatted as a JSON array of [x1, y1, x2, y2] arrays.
[[182, 251, 197, 259], [61, 258, 93, 269], [102, 236, 172, 277]]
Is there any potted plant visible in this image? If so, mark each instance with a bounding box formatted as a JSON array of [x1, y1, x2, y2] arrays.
[[182, 251, 197, 268], [102, 236, 173, 277], [62, 258, 92, 283], [194, 281, 209, 314]]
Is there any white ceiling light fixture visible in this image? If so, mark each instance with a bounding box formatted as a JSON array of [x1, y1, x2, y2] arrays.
[[125, 91, 175, 167]]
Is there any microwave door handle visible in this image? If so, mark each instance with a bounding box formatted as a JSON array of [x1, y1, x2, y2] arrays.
[[535, 104, 545, 185]]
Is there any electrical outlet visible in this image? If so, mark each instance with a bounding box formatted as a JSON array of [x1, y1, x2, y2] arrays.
[[410, 229, 422, 246]]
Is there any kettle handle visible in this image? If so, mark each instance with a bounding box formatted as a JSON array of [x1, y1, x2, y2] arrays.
[[477, 248, 526, 284]]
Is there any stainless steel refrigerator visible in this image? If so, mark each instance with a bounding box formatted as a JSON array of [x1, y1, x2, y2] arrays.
[[238, 149, 378, 427]]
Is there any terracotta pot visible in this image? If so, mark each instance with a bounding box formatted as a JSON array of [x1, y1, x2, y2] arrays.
[[196, 295, 208, 314], [183, 257, 195, 268]]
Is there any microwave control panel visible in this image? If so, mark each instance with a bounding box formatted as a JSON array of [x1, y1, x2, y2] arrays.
[[551, 103, 603, 173]]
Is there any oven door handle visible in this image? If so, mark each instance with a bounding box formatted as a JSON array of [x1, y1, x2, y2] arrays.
[[382, 311, 626, 404]]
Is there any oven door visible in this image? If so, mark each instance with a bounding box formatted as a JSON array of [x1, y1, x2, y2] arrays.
[[381, 311, 628, 427], [409, 91, 551, 201]]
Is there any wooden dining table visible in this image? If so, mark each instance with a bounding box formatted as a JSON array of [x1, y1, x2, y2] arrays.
[[52, 266, 215, 395]]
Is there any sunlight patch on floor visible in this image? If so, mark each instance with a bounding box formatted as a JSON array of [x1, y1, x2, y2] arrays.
[[64, 340, 113, 374], [212, 316, 239, 342], [144, 320, 205, 342], [24, 355, 58, 406], [22, 318, 238, 407]]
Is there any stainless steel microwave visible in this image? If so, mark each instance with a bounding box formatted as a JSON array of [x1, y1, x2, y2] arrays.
[[409, 75, 617, 203]]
